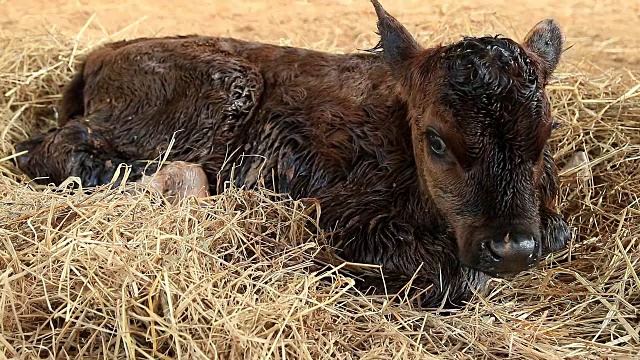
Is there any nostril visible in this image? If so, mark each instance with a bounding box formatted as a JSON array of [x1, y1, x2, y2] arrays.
[[483, 240, 502, 262]]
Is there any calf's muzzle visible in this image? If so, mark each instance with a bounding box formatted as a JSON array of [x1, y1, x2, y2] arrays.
[[470, 230, 541, 277]]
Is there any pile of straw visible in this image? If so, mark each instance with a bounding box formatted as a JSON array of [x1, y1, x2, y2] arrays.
[[1, 25, 639, 359]]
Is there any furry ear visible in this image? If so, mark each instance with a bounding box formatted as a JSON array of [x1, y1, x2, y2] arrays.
[[523, 19, 564, 79], [368, 0, 423, 65]]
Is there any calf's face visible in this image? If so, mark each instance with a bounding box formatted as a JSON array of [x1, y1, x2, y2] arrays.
[[370, 1, 564, 277]]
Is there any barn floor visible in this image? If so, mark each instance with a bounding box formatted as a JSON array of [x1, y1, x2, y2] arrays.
[[1, 0, 639, 359]]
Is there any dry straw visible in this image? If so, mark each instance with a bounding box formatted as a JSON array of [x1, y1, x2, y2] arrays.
[[0, 18, 639, 360]]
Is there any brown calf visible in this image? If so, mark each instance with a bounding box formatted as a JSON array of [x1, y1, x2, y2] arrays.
[[15, 0, 571, 307]]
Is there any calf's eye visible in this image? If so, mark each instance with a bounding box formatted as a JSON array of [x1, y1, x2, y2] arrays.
[[427, 130, 447, 156]]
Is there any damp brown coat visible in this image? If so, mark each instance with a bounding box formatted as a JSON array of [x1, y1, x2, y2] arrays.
[[15, 0, 571, 307]]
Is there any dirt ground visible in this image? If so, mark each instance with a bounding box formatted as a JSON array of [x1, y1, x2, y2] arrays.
[[2, 0, 640, 69]]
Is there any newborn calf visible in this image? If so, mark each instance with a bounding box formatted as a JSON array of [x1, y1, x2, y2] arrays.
[[15, 0, 571, 306]]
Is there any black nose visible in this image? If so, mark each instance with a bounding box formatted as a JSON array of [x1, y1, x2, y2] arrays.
[[480, 232, 539, 276]]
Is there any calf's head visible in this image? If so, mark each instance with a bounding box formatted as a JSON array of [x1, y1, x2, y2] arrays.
[[370, 1, 564, 277]]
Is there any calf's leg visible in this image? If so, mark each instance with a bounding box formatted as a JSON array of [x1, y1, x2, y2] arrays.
[[538, 146, 572, 255], [311, 183, 489, 308], [15, 120, 158, 188]]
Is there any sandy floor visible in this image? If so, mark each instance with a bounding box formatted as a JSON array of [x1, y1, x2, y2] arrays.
[[2, 0, 639, 69]]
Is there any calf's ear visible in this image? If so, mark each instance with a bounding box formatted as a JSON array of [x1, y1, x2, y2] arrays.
[[368, 0, 423, 66], [523, 19, 564, 79]]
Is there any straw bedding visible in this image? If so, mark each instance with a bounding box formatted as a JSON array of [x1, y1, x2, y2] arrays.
[[0, 26, 639, 359]]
